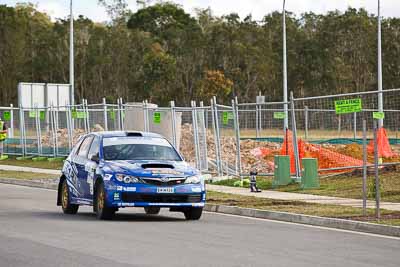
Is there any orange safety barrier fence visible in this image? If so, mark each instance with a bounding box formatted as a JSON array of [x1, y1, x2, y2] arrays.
[[368, 127, 397, 158], [281, 130, 367, 173]]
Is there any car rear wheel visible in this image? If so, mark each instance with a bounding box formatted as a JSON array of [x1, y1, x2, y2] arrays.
[[144, 207, 161, 215], [184, 208, 203, 220], [61, 180, 79, 214], [95, 183, 115, 220]]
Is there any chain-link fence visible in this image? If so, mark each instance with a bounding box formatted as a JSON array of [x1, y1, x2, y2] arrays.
[[1, 89, 399, 179]]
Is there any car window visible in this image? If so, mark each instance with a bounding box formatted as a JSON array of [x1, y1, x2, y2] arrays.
[[72, 137, 84, 155], [88, 137, 100, 160], [77, 136, 94, 158], [103, 137, 181, 161]]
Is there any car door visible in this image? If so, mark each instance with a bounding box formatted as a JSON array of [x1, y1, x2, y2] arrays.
[[86, 136, 101, 198], [74, 135, 94, 200]]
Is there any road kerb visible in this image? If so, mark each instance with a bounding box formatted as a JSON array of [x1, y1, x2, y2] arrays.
[[1, 177, 399, 237]]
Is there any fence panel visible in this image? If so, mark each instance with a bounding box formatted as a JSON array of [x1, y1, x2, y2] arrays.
[[236, 102, 288, 175], [293, 89, 400, 172]]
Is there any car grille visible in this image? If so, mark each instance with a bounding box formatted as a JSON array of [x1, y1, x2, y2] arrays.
[[121, 193, 202, 203], [142, 179, 186, 186]]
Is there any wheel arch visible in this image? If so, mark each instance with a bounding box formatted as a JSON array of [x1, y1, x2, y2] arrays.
[[57, 175, 67, 206]]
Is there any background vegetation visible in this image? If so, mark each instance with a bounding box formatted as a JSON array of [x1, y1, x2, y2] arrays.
[[1, 2, 400, 106]]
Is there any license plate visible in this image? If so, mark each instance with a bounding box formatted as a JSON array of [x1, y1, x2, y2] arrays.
[[157, 187, 174, 193]]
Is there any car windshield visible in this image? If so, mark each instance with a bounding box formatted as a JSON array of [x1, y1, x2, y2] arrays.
[[103, 137, 182, 161]]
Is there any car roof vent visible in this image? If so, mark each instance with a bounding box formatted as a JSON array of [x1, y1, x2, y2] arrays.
[[126, 132, 143, 137]]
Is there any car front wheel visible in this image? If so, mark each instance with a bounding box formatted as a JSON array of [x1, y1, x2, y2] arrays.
[[184, 208, 203, 220], [61, 180, 79, 214], [95, 183, 115, 220]]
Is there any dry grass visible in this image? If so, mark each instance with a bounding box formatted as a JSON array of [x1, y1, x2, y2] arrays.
[[0, 170, 57, 179], [0, 156, 64, 170]]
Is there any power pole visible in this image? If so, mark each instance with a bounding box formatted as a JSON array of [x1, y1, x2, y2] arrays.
[[377, 0, 384, 128], [69, 0, 75, 106], [283, 0, 288, 130]]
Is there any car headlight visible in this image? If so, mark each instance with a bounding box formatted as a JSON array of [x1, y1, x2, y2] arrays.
[[115, 174, 140, 184], [184, 175, 202, 184]]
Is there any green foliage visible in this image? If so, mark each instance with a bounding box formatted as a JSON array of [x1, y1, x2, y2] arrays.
[[1, 3, 400, 106]]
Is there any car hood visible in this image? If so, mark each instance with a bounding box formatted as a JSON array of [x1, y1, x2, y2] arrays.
[[101, 160, 198, 178]]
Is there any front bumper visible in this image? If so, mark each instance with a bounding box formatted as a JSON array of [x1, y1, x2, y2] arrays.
[[105, 181, 206, 208]]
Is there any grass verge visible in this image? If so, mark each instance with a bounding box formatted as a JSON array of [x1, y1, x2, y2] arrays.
[[0, 156, 63, 170], [206, 191, 400, 226], [212, 171, 400, 202], [0, 170, 58, 180]]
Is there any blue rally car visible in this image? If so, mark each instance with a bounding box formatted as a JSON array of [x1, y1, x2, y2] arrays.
[[57, 131, 206, 220]]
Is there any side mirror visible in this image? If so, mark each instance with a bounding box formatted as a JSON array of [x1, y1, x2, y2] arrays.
[[91, 154, 100, 163]]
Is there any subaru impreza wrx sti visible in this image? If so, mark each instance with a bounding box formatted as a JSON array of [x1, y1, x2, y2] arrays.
[[57, 131, 206, 220]]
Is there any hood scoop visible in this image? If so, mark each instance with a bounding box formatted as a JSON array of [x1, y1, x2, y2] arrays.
[[141, 163, 174, 169]]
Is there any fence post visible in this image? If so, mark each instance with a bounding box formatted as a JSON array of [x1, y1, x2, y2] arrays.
[[116, 98, 121, 131], [304, 106, 309, 140], [191, 101, 200, 169], [170, 101, 177, 149], [66, 104, 73, 151], [9, 104, 14, 138], [199, 101, 208, 172], [19, 105, 25, 157], [50, 105, 56, 158], [119, 97, 125, 130], [85, 99, 90, 132], [103, 98, 108, 131], [362, 119, 367, 216], [233, 97, 242, 178], [373, 120, 381, 219], [255, 101, 259, 138], [211, 98, 222, 176], [34, 105, 40, 156], [144, 100, 150, 132], [290, 92, 301, 178], [353, 112, 357, 139]]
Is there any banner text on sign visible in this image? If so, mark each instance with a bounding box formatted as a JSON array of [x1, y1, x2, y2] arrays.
[[334, 98, 362, 114]]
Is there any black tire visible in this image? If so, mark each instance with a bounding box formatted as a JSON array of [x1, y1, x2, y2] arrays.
[[61, 180, 79, 214], [184, 208, 203, 220], [95, 183, 115, 220], [144, 207, 161, 215]]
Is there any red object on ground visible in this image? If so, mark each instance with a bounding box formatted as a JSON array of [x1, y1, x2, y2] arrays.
[[280, 130, 305, 173], [306, 144, 364, 171], [367, 127, 397, 158]]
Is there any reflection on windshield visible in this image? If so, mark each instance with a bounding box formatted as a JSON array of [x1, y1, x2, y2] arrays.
[[103, 143, 182, 161]]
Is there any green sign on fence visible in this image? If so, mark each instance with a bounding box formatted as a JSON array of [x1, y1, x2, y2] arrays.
[[222, 112, 234, 125], [334, 98, 362, 114], [274, 112, 286, 119], [109, 109, 116, 120], [76, 112, 87, 119], [373, 112, 385, 120], [39, 111, 45, 120], [29, 111, 36, 118], [71, 109, 77, 119], [153, 112, 161, 124], [3, 111, 11, 121]]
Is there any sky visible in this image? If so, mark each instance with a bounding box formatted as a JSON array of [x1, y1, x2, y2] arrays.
[[2, 0, 400, 22]]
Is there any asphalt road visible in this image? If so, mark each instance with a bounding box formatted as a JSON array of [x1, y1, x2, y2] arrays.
[[0, 184, 399, 267]]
